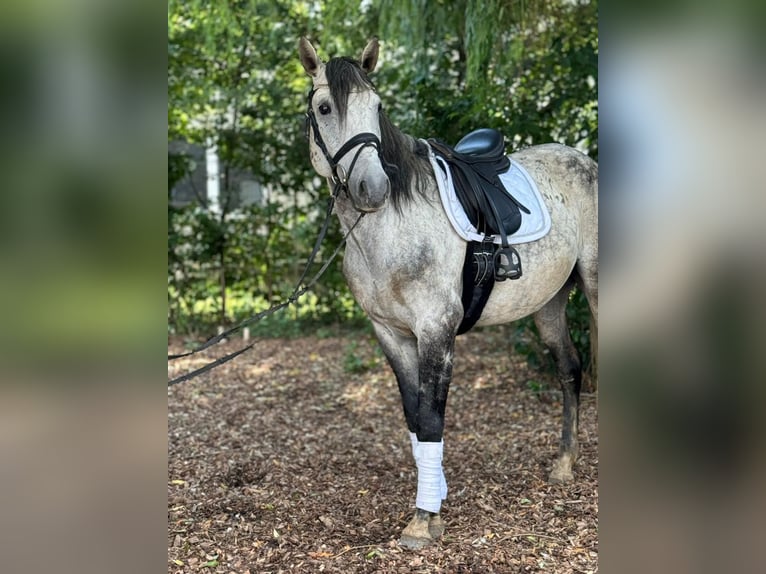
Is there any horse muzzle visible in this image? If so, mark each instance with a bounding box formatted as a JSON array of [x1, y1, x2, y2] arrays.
[[351, 173, 391, 212]]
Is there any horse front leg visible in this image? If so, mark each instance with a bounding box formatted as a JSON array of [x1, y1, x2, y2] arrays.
[[373, 323, 453, 549], [402, 331, 455, 549]]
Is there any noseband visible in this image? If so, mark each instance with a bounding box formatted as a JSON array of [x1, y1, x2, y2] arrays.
[[305, 86, 384, 196]]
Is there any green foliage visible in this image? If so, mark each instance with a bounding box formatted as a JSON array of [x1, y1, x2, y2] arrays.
[[167, 202, 367, 336], [167, 0, 598, 339], [566, 288, 592, 366], [512, 286, 594, 388], [343, 339, 383, 374], [526, 379, 544, 394], [375, 0, 598, 156]]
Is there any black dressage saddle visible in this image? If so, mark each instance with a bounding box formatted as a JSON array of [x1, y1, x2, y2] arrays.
[[429, 128, 530, 242]]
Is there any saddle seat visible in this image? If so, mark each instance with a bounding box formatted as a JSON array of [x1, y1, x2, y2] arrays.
[[454, 127, 505, 158]]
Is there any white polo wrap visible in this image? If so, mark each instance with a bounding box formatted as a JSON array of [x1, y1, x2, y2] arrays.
[[412, 438, 447, 513], [410, 432, 448, 501]]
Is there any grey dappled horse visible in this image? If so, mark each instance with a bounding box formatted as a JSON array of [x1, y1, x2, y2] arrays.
[[298, 38, 598, 549]]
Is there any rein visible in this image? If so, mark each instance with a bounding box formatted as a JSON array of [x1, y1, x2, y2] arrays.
[[167, 189, 364, 387], [168, 85, 384, 387]]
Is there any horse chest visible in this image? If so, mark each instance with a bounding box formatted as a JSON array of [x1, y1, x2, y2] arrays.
[[343, 250, 415, 308], [342, 241, 459, 330]]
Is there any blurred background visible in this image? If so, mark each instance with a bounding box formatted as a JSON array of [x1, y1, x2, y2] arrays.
[[600, 0, 766, 571], [0, 1, 165, 573]]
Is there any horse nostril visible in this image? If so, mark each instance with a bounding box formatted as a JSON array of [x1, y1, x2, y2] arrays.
[[360, 180, 368, 196]]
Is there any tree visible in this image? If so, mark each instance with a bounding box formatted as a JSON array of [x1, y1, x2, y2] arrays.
[[167, 0, 598, 349], [372, 0, 597, 156]]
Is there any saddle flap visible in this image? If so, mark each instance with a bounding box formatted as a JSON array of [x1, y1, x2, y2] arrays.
[[451, 167, 522, 237]]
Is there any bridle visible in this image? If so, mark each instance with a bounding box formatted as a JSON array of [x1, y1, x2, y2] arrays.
[[305, 85, 386, 198], [168, 84, 388, 387]]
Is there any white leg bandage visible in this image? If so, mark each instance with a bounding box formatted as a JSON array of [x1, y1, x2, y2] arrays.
[[410, 432, 448, 501], [413, 440, 446, 513]]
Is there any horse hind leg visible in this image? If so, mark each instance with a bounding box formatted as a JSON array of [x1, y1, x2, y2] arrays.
[[534, 282, 582, 483], [576, 255, 598, 382]]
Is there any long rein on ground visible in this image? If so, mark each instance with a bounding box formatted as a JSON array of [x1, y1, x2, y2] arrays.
[[167, 86, 389, 387]]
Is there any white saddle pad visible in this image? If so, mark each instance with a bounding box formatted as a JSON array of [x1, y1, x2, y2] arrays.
[[427, 146, 551, 244]]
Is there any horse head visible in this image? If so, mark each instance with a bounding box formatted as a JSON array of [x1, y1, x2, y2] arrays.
[[299, 37, 391, 212]]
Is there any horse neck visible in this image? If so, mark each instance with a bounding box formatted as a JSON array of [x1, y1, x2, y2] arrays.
[[334, 147, 446, 263], [333, 114, 441, 235], [382, 121, 437, 205]]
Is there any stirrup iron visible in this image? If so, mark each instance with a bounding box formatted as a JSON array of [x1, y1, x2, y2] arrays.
[[494, 245, 522, 281]]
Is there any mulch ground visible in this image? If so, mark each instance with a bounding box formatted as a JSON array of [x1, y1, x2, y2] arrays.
[[168, 327, 598, 573]]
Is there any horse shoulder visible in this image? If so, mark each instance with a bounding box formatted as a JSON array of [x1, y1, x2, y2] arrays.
[[342, 202, 465, 333]]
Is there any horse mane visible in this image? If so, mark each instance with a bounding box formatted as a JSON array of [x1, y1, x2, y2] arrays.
[[325, 57, 433, 211]]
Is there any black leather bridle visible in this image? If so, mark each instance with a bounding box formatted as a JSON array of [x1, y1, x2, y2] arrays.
[[305, 85, 385, 198], [168, 85, 387, 386]]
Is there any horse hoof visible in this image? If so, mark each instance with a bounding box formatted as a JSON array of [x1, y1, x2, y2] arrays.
[[549, 470, 574, 484], [549, 464, 574, 483], [428, 514, 445, 539], [549, 454, 575, 483], [399, 533, 434, 550], [400, 510, 435, 549]]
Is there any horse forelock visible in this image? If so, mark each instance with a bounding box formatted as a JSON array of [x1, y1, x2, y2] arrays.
[[324, 57, 374, 125], [324, 56, 433, 212]]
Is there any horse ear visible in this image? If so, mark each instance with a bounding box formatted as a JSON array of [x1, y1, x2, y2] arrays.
[[360, 37, 379, 74], [299, 37, 322, 77]]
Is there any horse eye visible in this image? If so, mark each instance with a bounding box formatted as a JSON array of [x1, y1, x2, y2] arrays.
[[318, 103, 331, 115]]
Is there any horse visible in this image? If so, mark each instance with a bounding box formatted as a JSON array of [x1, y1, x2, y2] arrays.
[[298, 37, 598, 549]]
